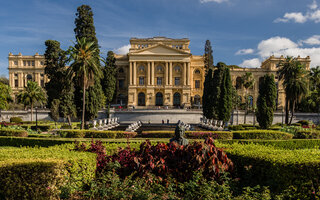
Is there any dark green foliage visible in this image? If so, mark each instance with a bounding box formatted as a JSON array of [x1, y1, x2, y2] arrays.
[[202, 68, 214, 119], [50, 99, 60, 123], [0, 137, 74, 147], [232, 130, 293, 140], [0, 82, 12, 110], [0, 76, 9, 85], [58, 130, 136, 138], [256, 74, 277, 129], [30, 125, 53, 132], [295, 130, 320, 139], [0, 129, 28, 137], [218, 65, 232, 122], [44, 40, 67, 108], [59, 80, 76, 126], [139, 131, 233, 139], [204, 40, 214, 70], [10, 117, 22, 123], [211, 63, 225, 119]]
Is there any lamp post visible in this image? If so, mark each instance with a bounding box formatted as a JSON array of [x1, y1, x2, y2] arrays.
[[35, 107, 38, 130]]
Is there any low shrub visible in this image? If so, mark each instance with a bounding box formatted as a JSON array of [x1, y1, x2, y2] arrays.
[[221, 142, 320, 198], [30, 124, 53, 132], [58, 130, 136, 139], [297, 120, 311, 126], [139, 131, 175, 138], [291, 123, 302, 126], [9, 117, 22, 123], [268, 126, 282, 130], [186, 131, 233, 140], [244, 127, 257, 130], [232, 130, 293, 140], [295, 130, 320, 139], [228, 125, 245, 131], [60, 124, 73, 129], [0, 129, 28, 137]]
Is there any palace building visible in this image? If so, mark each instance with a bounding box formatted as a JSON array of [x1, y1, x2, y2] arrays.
[[8, 37, 311, 109]]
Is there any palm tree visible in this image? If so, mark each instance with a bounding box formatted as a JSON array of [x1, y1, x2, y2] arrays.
[[67, 37, 103, 129], [241, 72, 255, 124], [278, 57, 308, 124], [17, 81, 46, 121], [310, 66, 320, 90]]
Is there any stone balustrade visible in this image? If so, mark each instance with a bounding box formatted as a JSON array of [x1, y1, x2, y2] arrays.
[[125, 120, 142, 132], [199, 117, 224, 131], [91, 117, 120, 130]]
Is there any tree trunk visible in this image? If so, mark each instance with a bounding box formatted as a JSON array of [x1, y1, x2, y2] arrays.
[[285, 98, 289, 124], [289, 101, 295, 125], [67, 115, 72, 127], [31, 102, 33, 122], [107, 103, 110, 118], [81, 80, 86, 130]]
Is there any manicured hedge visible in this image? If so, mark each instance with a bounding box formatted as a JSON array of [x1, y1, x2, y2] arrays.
[[232, 130, 293, 140], [295, 130, 320, 139], [0, 137, 74, 147], [57, 130, 137, 139], [0, 144, 96, 199], [186, 131, 233, 140], [140, 131, 175, 138], [220, 139, 320, 150], [30, 124, 53, 132], [0, 129, 28, 137], [10, 117, 22, 123], [220, 142, 320, 197]]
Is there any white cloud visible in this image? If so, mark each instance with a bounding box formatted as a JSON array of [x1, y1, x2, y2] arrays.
[[274, 0, 320, 23], [274, 12, 307, 23], [257, 36, 298, 58], [199, 0, 228, 3], [299, 35, 320, 45], [309, 0, 318, 10], [239, 58, 261, 68], [235, 48, 254, 55], [114, 44, 130, 54]]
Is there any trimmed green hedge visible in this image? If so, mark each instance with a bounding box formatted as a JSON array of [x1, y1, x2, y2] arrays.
[[140, 131, 174, 138], [295, 130, 320, 139], [220, 142, 320, 197], [140, 131, 233, 140], [0, 144, 96, 199], [0, 137, 74, 147], [30, 125, 53, 132], [220, 139, 320, 150], [57, 130, 137, 139], [233, 130, 293, 140], [0, 129, 28, 137], [10, 117, 22, 123]]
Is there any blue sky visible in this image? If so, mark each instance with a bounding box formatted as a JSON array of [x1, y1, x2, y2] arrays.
[[1, 0, 320, 77]]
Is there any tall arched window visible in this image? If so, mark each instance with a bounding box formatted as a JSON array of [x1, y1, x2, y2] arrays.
[[174, 66, 181, 73], [157, 65, 163, 72], [173, 92, 181, 107], [194, 95, 201, 105], [138, 92, 146, 106], [236, 77, 242, 89], [155, 92, 163, 106]]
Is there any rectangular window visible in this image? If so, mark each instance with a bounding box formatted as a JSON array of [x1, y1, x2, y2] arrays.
[[195, 80, 200, 89], [41, 79, 44, 87], [119, 79, 124, 89], [175, 77, 180, 85], [32, 61, 35, 66], [139, 77, 144, 85], [14, 61, 18, 65], [27, 61, 31, 66], [23, 60, 26, 66], [40, 61, 44, 65], [15, 79, 18, 88], [157, 77, 163, 85]]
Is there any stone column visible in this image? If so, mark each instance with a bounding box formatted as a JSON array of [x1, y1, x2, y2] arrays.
[[147, 62, 151, 85], [151, 61, 154, 85], [187, 62, 190, 85], [133, 62, 137, 85], [169, 62, 173, 85], [183, 62, 187, 85], [165, 62, 168, 85], [129, 62, 132, 85]]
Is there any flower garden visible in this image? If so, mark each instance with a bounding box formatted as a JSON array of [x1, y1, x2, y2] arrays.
[[1, 119, 320, 199]]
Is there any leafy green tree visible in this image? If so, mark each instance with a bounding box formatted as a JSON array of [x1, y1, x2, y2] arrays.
[[203, 68, 214, 119], [278, 57, 308, 124], [101, 51, 117, 118], [59, 80, 76, 126], [72, 4, 105, 128], [256, 74, 277, 129], [241, 72, 255, 124], [218, 65, 232, 122], [68, 37, 103, 129], [50, 99, 60, 127], [0, 82, 12, 110], [44, 40, 67, 108], [211, 63, 225, 119], [204, 40, 214, 71], [17, 81, 46, 121], [0, 76, 9, 85], [310, 66, 320, 90]]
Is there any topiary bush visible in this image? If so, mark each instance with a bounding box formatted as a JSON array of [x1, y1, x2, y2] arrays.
[[9, 117, 22, 123], [295, 130, 320, 139], [232, 130, 293, 140]]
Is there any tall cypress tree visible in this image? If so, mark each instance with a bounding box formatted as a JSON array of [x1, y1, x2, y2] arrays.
[[204, 40, 214, 71], [101, 51, 117, 118], [73, 5, 105, 123], [256, 74, 277, 129], [211, 62, 225, 119], [203, 68, 214, 119], [218, 65, 232, 122], [44, 40, 67, 108]]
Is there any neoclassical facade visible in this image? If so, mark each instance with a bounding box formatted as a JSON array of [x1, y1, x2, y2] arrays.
[[8, 37, 311, 109], [8, 52, 48, 98]]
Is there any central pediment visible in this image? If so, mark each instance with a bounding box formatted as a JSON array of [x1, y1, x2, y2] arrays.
[[129, 44, 191, 56]]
